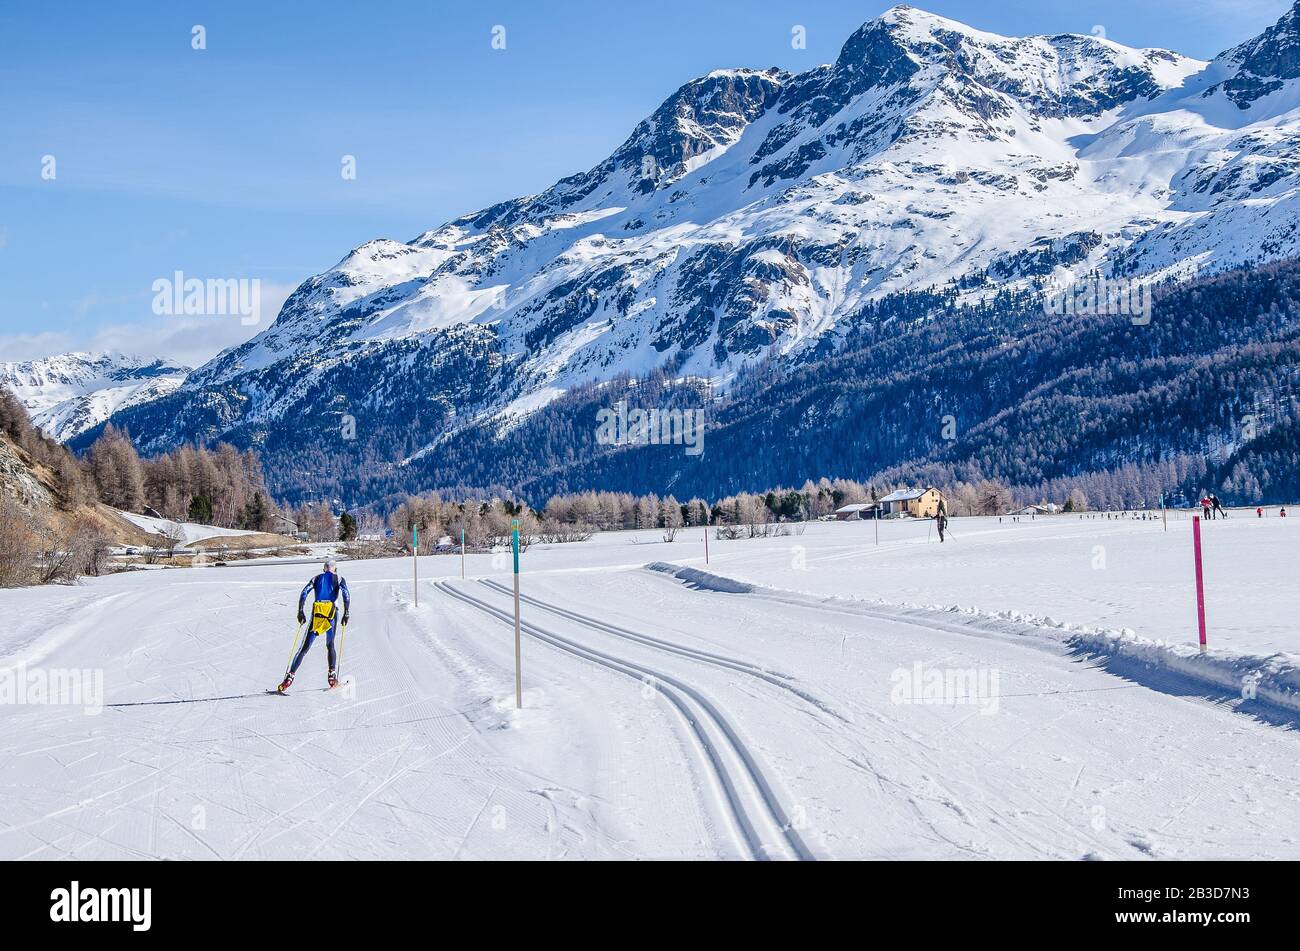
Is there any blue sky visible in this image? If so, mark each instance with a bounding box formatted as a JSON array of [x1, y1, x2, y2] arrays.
[[0, 0, 1291, 366]]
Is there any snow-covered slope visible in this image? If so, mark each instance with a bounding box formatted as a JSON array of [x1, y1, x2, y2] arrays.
[[1084, 1, 1300, 276], [193, 9, 1209, 407], [93, 4, 1300, 472], [116, 510, 262, 547], [1, 351, 189, 441]]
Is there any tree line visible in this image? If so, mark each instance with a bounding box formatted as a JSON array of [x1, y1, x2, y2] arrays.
[[370, 474, 1077, 556], [87, 424, 275, 531], [1, 388, 282, 587]]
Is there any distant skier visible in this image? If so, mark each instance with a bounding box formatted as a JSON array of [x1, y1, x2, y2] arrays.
[[1210, 495, 1228, 519], [278, 559, 350, 692], [935, 499, 949, 543], [1201, 497, 1213, 520], [1257, 507, 1263, 518]]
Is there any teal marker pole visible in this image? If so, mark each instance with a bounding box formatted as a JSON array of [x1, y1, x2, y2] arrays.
[[512, 518, 522, 708], [460, 528, 466, 579], [412, 523, 419, 607]]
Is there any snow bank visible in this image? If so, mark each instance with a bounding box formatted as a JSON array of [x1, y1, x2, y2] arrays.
[[118, 511, 260, 546], [646, 562, 1300, 718]]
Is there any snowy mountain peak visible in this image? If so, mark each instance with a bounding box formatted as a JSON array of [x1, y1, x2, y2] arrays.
[[84, 3, 1300, 488], [834, 5, 1197, 119], [609, 68, 788, 189], [407, 66, 787, 250], [858, 4, 1003, 46], [1211, 0, 1300, 107], [1, 351, 189, 442]]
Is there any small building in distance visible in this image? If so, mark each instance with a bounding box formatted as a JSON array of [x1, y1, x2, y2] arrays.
[[1016, 504, 1061, 516], [877, 487, 945, 518], [834, 503, 878, 521]]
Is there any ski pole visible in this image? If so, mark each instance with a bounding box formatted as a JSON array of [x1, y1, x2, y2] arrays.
[[336, 620, 347, 680], [283, 620, 305, 678]]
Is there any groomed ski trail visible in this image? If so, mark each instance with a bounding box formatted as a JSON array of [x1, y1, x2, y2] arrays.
[[434, 579, 819, 861], [478, 578, 848, 724]]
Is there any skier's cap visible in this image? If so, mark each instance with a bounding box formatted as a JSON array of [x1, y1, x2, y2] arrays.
[[324, 558, 337, 570]]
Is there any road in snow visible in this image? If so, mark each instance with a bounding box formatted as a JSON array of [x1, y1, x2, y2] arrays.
[[0, 515, 1296, 859]]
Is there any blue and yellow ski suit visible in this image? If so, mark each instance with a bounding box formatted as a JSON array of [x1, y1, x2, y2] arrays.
[[291, 571, 351, 674]]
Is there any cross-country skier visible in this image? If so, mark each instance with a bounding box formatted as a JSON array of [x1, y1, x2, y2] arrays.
[[278, 559, 350, 692], [935, 498, 949, 543], [1210, 494, 1228, 519]]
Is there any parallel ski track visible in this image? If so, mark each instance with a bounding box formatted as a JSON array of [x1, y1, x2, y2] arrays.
[[434, 579, 817, 862], [480, 578, 847, 724], [641, 564, 1073, 654]]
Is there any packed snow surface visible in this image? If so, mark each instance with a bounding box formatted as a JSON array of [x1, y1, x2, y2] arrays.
[[117, 512, 262, 547], [0, 513, 1295, 859]]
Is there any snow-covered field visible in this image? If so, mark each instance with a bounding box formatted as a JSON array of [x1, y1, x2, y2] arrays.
[[694, 510, 1296, 659], [117, 512, 262, 547], [1, 513, 1296, 860]]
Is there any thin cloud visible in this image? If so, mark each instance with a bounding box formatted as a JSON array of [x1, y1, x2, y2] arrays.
[[0, 282, 296, 369], [89, 281, 296, 368], [0, 331, 76, 363]]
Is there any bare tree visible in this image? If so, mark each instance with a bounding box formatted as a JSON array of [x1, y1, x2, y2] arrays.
[[74, 519, 115, 577], [162, 524, 185, 561], [661, 495, 683, 541], [0, 498, 39, 587]]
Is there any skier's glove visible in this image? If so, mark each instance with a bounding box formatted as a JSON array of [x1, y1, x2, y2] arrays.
[[297, 609, 306, 624], [342, 612, 350, 626]]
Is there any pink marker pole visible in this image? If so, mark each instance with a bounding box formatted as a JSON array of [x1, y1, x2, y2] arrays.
[[1192, 516, 1208, 653]]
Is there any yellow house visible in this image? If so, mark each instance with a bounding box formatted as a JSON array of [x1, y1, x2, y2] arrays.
[[877, 487, 945, 518]]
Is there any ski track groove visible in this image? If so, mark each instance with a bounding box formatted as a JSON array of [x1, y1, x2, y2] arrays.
[[307, 738, 422, 859], [230, 742, 408, 859], [479, 578, 850, 725], [639, 565, 1144, 859], [435, 579, 818, 862]]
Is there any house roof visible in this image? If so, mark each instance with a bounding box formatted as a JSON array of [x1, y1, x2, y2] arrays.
[[835, 503, 873, 513], [877, 488, 924, 503]]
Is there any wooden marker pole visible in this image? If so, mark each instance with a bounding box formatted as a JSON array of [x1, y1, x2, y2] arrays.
[[461, 527, 466, 579], [704, 524, 710, 565], [512, 518, 522, 708]]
